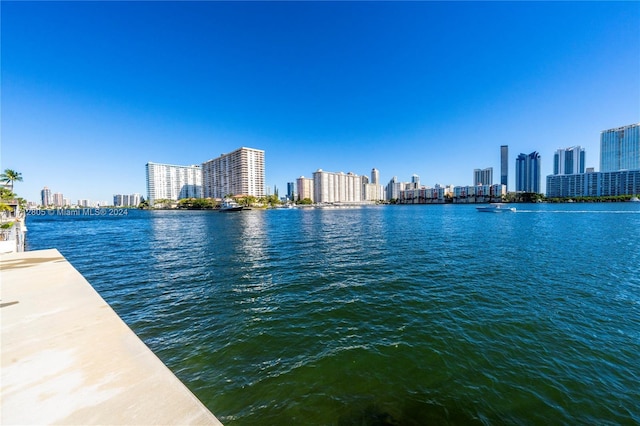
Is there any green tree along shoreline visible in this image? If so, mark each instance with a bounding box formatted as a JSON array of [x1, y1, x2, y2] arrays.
[[145, 193, 640, 209], [545, 195, 639, 203], [169, 194, 283, 210]]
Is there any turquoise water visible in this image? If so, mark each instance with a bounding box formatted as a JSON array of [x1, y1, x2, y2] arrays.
[[26, 204, 640, 425]]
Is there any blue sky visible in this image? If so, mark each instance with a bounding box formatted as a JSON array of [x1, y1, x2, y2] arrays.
[[2, 1, 639, 204]]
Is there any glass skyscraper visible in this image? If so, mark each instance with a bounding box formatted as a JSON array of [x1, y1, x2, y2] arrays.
[[40, 186, 52, 207], [553, 146, 585, 175], [600, 123, 640, 172], [515, 151, 541, 193], [500, 145, 508, 190]]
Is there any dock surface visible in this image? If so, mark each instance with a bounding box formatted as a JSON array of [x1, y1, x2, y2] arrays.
[[1, 249, 222, 425]]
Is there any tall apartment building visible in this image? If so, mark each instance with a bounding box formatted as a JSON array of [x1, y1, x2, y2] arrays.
[[202, 147, 265, 199], [385, 176, 402, 201], [52, 193, 64, 207], [371, 168, 380, 185], [364, 168, 383, 201], [41, 186, 52, 207], [296, 176, 314, 202], [286, 182, 295, 201], [145, 162, 202, 205], [515, 151, 542, 193], [553, 146, 585, 175], [113, 193, 142, 207], [473, 167, 493, 186], [312, 169, 365, 203], [500, 145, 508, 190], [411, 174, 420, 189], [600, 123, 640, 172]]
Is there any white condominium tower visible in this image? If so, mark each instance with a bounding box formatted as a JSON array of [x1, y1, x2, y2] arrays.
[[202, 147, 265, 198], [296, 176, 314, 202], [473, 167, 493, 186], [312, 169, 365, 203], [145, 162, 202, 205], [600, 123, 640, 172]]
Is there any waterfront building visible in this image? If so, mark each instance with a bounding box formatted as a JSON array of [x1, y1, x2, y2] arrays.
[[286, 182, 295, 201], [515, 152, 542, 193], [202, 147, 265, 199], [410, 174, 420, 189], [399, 184, 454, 204], [385, 176, 403, 201], [473, 167, 493, 186], [78, 199, 91, 207], [546, 169, 640, 198], [53, 193, 64, 207], [146, 162, 202, 205], [296, 176, 314, 202], [371, 168, 380, 185], [450, 184, 506, 203], [600, 123, 640, 172], [41, 187, 52, 207], [113, 193, 141, 207], [364, 183, 384, 202], [363, 168, 383, 201], [554, 146, 585, 175], [500, 145, 508, 190], [312, 169, 365, 204]]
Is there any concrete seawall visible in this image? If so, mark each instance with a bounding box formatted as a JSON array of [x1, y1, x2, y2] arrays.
[[1, 249, 223, 425]]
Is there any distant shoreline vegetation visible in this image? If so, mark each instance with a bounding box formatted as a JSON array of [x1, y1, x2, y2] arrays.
[[544, 195, 639, 203]]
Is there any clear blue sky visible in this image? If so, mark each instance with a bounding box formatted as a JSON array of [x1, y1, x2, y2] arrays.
[[2, 1, 639, 204]]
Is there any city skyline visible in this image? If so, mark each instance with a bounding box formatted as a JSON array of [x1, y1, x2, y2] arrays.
[[2, 2, 639, 203]]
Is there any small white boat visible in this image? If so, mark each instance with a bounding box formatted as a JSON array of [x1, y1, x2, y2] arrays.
[[219, 199, 243, 212], [630, 196, 640, 203], [476, 203, 516, 213]]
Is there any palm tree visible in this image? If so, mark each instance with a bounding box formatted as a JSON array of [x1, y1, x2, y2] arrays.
[[0, 169, 23, 192]]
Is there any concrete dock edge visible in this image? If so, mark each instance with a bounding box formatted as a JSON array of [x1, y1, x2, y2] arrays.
[[1, 249, 223, 425]]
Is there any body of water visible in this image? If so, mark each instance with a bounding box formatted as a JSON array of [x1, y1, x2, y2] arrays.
[[25, 203, 640, 425]]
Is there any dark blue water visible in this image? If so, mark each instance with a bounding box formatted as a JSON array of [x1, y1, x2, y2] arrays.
[[25, 204, 640, 425]]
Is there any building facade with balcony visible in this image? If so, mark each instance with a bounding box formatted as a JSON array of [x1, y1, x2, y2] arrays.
[[201, 147, 265, 199], [145, 162, 202, 205]]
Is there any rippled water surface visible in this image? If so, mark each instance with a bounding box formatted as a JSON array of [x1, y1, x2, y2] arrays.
[[26, 204, 640, 425]]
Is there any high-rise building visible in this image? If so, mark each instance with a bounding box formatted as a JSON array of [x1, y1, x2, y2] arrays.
[[364, 168, 383, 201], [473, 167, 493, 186], [500, 145, 508, 190], [385, 176, 402, 201], [296, 176, 314, 202], [113, 193, 141, 207], [53, 193, 64, 207], [313, 169, 365, 203], [554, 146, 585, 175], [202, 147, 265, 199], [600, 123, 640, 172], [286, 182, 295, 201], [146, 162, 202, 205], [371, 168, 380, 185], [515, 152, 542, 193], [409, 174, 420, 189], [41, 186, 52, 207], [130, 193, 141, 207]]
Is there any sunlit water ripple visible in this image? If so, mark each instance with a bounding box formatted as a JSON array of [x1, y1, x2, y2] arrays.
[[26, 203, 640, 425]]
